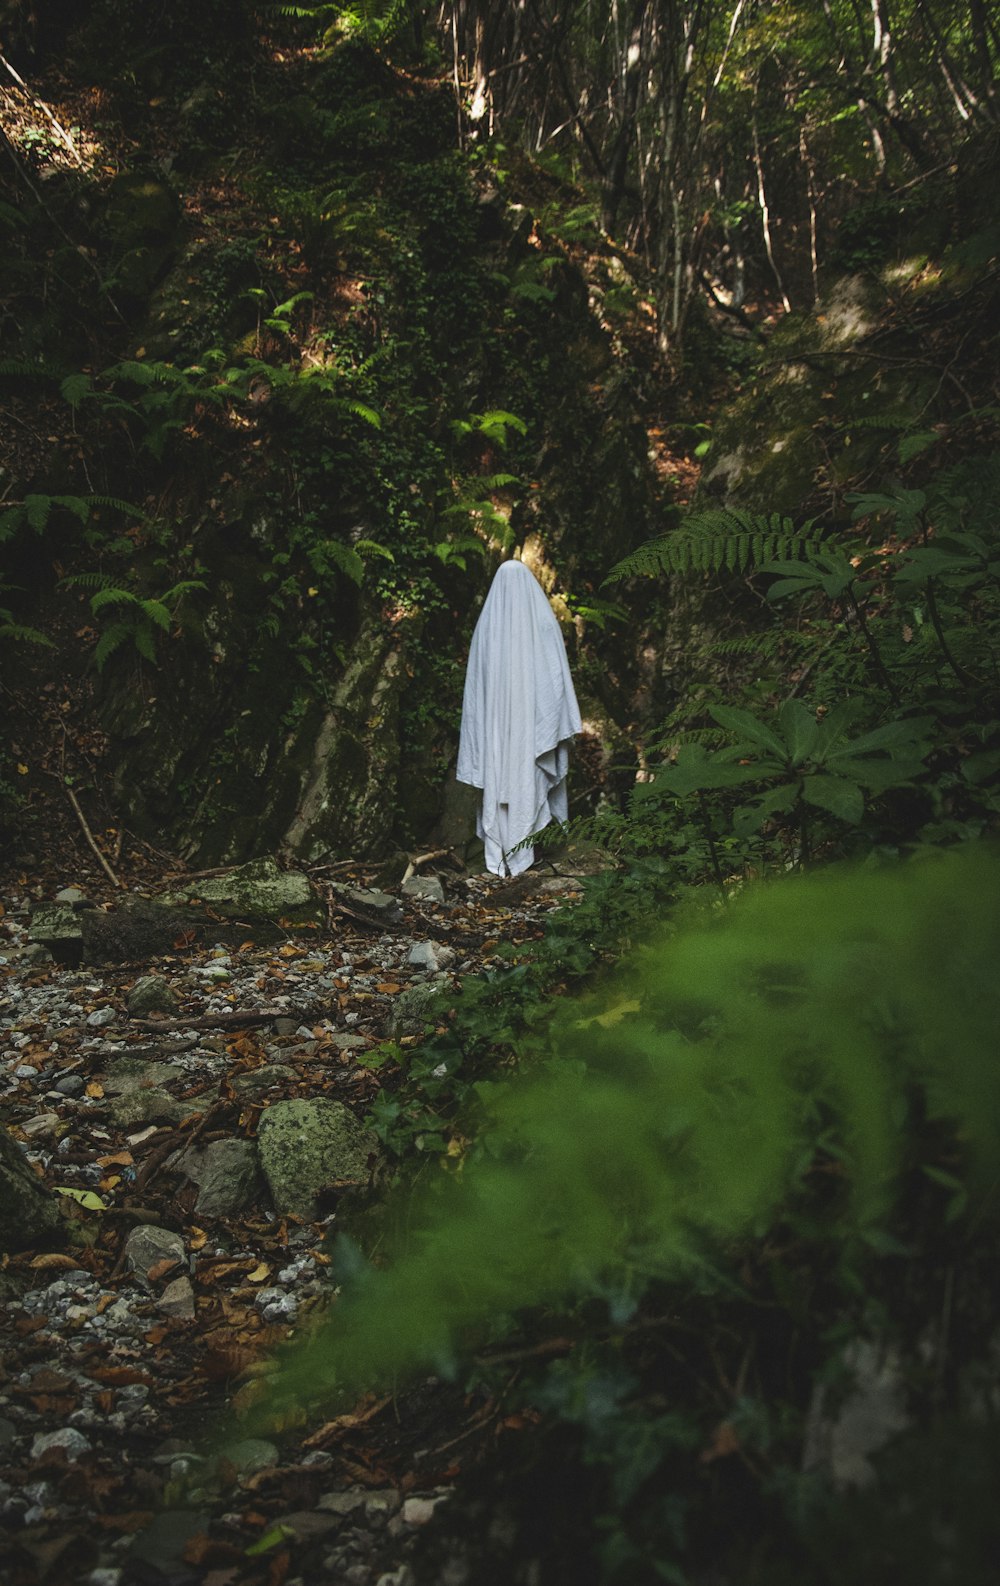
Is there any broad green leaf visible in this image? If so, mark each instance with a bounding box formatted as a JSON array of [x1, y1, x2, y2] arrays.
[[732, 783, 797, 837], [55, 1187, 106, 1210], [778, 699, 819, 764], [710, 705, 787, 759], [802, 774, 864, 823]]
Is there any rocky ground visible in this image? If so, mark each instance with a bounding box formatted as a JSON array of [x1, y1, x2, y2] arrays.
[[0, 851, 584, 1586]]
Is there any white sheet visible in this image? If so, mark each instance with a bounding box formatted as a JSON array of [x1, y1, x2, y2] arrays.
[[456, 559, 582, 875]]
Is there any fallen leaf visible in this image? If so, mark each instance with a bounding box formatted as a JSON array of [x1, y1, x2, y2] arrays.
[[148, 1257, 183, 1283], [29, 1252, 81, 1271], [189, 1227, 208, 1251], [247, 1263, 271, 1283], [85, 1081, 104, 1098], [55, 1187, 106, 1211], [96, 1152, 134, 1168]]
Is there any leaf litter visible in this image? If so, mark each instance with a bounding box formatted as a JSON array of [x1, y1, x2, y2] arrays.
[[0, 857, 581, 1586]]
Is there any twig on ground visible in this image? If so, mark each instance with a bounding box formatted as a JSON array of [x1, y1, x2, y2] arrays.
[[59, 778, 123, 889], [130, 1009, 293, 1032]]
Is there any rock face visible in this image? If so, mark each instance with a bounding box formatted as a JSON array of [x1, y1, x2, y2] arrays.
[[256, 1099, 379, 1218], [0, 1128, 60, 1252]]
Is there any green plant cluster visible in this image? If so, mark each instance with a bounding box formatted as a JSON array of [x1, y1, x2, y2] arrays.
[[255, 844, 1000, 1584]]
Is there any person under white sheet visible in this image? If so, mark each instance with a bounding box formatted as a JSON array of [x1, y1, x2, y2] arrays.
[[456, 558, 582, 876]]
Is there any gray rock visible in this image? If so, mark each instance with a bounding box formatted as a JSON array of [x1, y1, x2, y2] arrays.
[[53, 1074, 85, 1098], [172, 1138, 262, 1217], [126, 975, 181, 1018], [86, 1005, 117, 1028], [387, 977, 451, 1038], [20, 1113, 61, 1139], [317, 1488, 368, 1517], [156, 1275, 196, 1319], [124, 1224, 186, 1284], [331, 1033, 370, 1052], [101, 1055, 180, 1094], [55, 888, 88, 906], [257, 1098, 380, 1218], [23, 943, 54, 965], [0, 1126, 60, 1251], [401, 1494, 448, 1525], [30, 1427, 92, 1462], [229, 1065, 296, 1097], [108, 1087, 189, 1128], [0, 1417, 18, 1450], [220, 1438, 279, 1476], [402, 876, 446, 904], [336, 886, 403, 924], [407, 941, 455, 973]]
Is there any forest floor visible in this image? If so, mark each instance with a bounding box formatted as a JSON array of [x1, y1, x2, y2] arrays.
[[0, 821, 586, 1586]]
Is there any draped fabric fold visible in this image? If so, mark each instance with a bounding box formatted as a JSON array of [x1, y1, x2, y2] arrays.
[[457, 560, 582, 876]]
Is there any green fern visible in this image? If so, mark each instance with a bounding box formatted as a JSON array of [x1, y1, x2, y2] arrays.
[[606, 509, 829, 581], [0, 620, 54, 648], [63, 576, 206, 670], [0, 359, 57, 380]]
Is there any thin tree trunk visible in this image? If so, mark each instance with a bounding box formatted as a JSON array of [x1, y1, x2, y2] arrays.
[[752, 107, 791, 314]]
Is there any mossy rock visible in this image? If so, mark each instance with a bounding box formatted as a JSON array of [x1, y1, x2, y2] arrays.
[[162, 857, 322, 928], [257, 1098, 380, 1218]]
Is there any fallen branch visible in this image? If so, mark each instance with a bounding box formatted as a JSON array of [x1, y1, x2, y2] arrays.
[[61, 780, 123, 890], [0, 53, 85, 164], [332, 897, 406, 934], [158, 865, 239, 885], [401, 848, 451, 886], [130, 1009, 293, 1032]]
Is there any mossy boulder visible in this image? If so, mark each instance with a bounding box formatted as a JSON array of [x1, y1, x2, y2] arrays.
[[162, 857, 321, 927], [257, 1099, 380, 1218]]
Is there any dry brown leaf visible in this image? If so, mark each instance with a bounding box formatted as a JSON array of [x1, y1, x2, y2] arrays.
[[85, 1081, 104, 1098], [96, 1152, 134, 1168], [189, 1226, 208, 1250], [147, 1257, 182, 1283], [700, 1420, 741, 1463], [29, 1252, 80, 1271], [247, 1262, 271, 1283]]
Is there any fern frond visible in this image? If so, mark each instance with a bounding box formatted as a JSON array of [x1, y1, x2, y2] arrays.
[[61, 572, 116, 592], [0, 359, 56, 380], [90, 587, 141, 615], [0, 622, 55, 648], [94, 624, 130, 670], [606, 510, 827, 582], [141, 600, 172, 631], [841, 412, 918, 432]]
